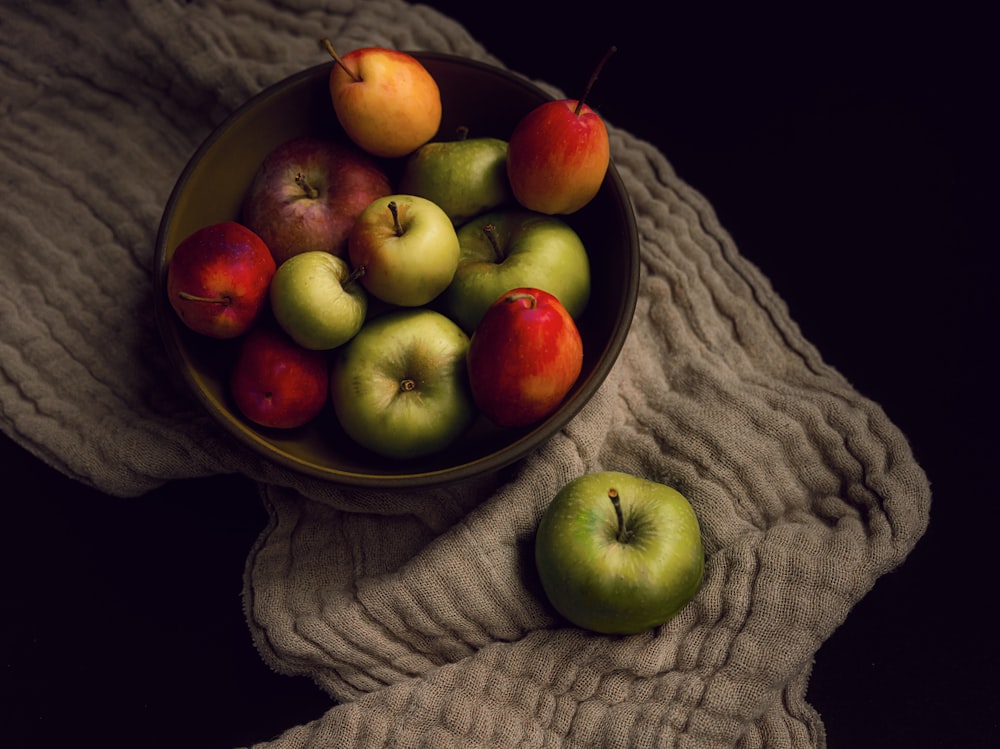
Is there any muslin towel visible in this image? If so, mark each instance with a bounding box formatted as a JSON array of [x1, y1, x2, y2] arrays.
[[0, 2, 931, 747]]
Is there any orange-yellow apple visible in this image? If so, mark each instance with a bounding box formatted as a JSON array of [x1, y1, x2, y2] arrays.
[[241, 135, 392, 265], [166, 221, 275, 339], [506, 47, 616, 214], [466, 287, 583, 428], [323, 41, 442, 158]]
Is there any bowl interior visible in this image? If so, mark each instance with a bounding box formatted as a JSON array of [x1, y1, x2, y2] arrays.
[[154, 52, 639, 488]]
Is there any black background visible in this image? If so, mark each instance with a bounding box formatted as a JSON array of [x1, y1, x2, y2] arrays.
[[3, 1, 997, 746]]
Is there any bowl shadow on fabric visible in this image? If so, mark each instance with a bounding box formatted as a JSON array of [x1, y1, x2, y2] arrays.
[[153, 53, 639, 489]]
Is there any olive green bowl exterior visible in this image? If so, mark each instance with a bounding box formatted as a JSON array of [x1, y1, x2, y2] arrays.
[[153, 53, 639, 488]]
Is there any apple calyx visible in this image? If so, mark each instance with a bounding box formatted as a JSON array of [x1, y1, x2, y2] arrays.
[[321, 38, 360, 83], [575, 45, 617, 116], [399, 377, 417, 393], [177, 291, 233, 307], [608, 487, 633, 543], [294, 173, 320, 200]]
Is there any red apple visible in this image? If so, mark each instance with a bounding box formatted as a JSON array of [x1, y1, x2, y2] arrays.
[[323, 41, 442, 158], [229, 324, 329, 429], [466, 287, 583, 428], [166, 221, 275, 339], [241, 135, 392, 265], [506, 47, 616, 215]]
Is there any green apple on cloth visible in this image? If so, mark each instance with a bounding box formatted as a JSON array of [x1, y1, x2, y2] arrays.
[[0, 1, 931, 747]]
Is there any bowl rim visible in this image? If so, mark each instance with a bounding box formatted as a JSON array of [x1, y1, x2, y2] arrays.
[[153, 51, 640, 488]]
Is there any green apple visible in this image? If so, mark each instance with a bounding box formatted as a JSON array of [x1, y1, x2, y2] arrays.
[[269, 251, 367, 350], [534, 471, 704, 635], [397, 132, 514, 226], [330, 308, 476, 459], [442, 209, 591, 332], [348, 194, 461, 307]]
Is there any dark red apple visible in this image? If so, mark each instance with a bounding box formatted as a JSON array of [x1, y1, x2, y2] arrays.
[[466, 287, 583, 428], [241, 135, 392, 265], [229, 324, 329, 429], [166, 221, 275, 339]]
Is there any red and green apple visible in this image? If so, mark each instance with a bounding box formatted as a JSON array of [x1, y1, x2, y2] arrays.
[[166, 221, 275, 339], [241, 135, 392, 265], [506, 48, 616, 215], [466, 287, 583, 428]]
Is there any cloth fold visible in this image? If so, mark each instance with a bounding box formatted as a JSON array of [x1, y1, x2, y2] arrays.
[[0, 1, 931, 747]]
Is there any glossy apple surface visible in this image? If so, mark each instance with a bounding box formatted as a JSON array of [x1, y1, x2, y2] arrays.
[[348, 194, 460, 307], [166, 221, 275, 339], [398, 134, 513, 225], [229, 324, 329, 429], [506, 99, 610, 215], [534, 471, 705, 635], [326, 44, 442, 158], [269, 251, 367, 350], [466, 288, 583, 428], [443, 209, 590, 332], [330, 308, 475, 459]]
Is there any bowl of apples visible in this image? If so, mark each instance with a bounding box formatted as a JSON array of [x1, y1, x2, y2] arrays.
[[153, 47, 639, 488]]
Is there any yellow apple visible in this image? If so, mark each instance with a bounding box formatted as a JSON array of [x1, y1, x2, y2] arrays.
[[323, 40, 442, 158]]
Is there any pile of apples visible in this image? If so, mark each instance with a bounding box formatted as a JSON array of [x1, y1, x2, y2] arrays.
[[165, 43, 614, 460], [167, 46, 708, 637]]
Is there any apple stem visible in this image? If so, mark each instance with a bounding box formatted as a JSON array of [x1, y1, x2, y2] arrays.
[[345, 265, 366, 286], [387, 200, 404, 237], [609, 488, 631, 543], [295, 173, 319, 200], [399, 378, 416, 393], [321, 38, 360, 83], [482, 224, 505, 263], [177, 291, 232, 307], [455, 125, 470, 141], [503, 291, 537, 309], [575, 44, 617, 116]]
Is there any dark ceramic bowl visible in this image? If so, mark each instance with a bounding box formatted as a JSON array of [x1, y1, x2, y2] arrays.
[[153, 52, 639, 488]]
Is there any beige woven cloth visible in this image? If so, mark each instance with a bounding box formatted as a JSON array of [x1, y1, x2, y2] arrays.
[[0, 1, 931, 747]]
